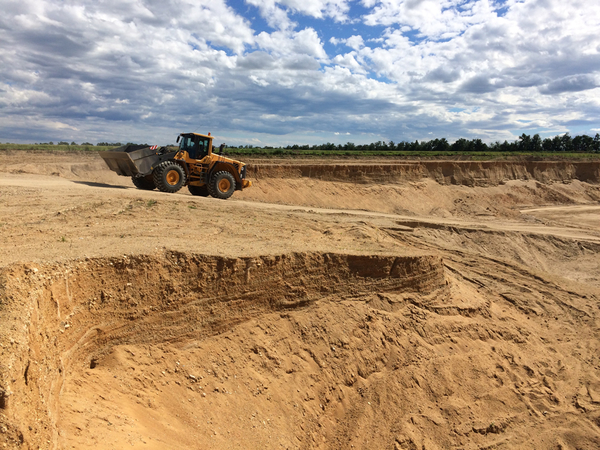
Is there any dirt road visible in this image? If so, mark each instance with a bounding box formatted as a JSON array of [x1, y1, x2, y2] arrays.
[[1, 152, 599, 449]]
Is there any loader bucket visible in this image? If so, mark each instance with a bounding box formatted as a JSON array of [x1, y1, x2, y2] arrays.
[[100, 148, 140, 176], [99, 145, 176, 177]]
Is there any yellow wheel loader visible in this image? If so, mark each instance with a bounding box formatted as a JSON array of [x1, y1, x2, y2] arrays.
[[100, 132, 251, 199]]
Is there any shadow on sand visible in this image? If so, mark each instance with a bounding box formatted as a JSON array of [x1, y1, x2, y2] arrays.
[[72, 181, 130, 189]]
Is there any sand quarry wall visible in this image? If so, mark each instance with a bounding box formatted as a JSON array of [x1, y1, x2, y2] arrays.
[[2, 153, 599, 188], [0, 251, 444, 449], [248, 160, 600, 186]]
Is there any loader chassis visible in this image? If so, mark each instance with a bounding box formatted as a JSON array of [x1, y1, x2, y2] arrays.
[[99, 132, 251, 199]]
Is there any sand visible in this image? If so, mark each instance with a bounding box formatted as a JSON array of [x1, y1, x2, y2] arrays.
[[0, 152, 599, 449]]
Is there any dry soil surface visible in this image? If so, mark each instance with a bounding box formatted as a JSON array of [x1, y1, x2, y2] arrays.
[[1, 152, 600, 450]]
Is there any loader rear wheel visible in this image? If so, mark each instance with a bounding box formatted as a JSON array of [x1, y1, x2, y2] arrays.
[[153, 161, 186, 193], [131, 175, 156, 190], [208, 171, 236, 199], [188, 184, 210, 197]]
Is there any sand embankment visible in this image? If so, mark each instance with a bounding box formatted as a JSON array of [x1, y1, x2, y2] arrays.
[[249, 160, 600, 186]]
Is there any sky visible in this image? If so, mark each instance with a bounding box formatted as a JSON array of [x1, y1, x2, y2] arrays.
[[0, 0, 599, 147]]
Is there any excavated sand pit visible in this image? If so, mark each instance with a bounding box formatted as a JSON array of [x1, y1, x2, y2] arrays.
[[1, 251, 450, 449], [2, 249, 600, 449]]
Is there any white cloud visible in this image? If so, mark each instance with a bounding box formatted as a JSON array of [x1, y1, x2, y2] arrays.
[[362, 0, 497, 39], [248, 0, 351, 23], [245, 0, 296, 30], [255, 28, 328, 60], [345, 35, 365, 51], [250, 75, 270, 87], [332, 53, 365, 72], [285, 0, 351, 22]]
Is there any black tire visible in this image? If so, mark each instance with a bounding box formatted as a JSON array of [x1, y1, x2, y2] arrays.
[[153, 161, 186, 193], [131, 174, 156, 190], [208, 171, 236, 199], [188, 184, 210, 197]]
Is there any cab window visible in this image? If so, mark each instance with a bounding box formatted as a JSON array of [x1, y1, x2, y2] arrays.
[[197, 138, 210, 158], [179, 136, 197, 155]]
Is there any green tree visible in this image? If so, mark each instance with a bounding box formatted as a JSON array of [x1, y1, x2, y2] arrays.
[[518, 134, 531, 152], [472, 138, 487, 152], [573, 134, 594, 152], [531, 134, 542, 152], [451, 138, 469, 152], [433, 138, 450, 152], [560, 133, 573, 152]]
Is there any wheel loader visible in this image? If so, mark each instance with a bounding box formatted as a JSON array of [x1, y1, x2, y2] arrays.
[[99, 132, 251, 199]]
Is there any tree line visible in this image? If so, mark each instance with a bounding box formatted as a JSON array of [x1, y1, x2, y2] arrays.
[[237, 133, 599, 153]]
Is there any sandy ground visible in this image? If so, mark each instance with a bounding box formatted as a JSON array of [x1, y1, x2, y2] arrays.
[[0, 152, 599, 449]]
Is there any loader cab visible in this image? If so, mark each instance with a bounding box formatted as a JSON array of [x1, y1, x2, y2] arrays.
[[177, 133, 213, 160]]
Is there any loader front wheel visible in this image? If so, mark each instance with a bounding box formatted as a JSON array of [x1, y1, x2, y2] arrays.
[[153, 161, 186, 193], [208, 171, 236, 199], [131, 174, 156, 190], [188, 184, 210, 197]]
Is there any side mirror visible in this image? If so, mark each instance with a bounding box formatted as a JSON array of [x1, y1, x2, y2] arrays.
[[218, 143, 225, 155], [176, 136, 181, 143]]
